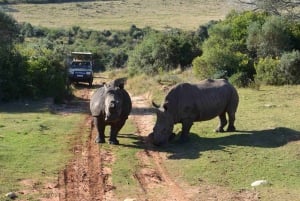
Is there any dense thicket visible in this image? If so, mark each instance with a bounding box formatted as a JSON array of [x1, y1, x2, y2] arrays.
[[192, 11, 300, 86], [0, 11, 67, 102]]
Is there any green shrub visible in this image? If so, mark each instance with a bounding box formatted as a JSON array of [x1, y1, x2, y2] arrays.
[[257, 16, 292, 57], [279, 50, 300, 84], [128, 30, 201, 76], [192, 56, 216, 79], [229, 72, 252, 87], [255, 51, 300, 85], [254, 56, 282, 85]]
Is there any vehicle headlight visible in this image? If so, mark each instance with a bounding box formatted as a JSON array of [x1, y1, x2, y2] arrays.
[[86, 71, 91, 75]]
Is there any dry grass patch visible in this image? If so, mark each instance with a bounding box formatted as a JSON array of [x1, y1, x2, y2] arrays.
[[2, 0, 246, 30]]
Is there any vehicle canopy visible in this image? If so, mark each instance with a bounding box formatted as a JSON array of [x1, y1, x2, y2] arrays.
[[71, 52, 93, 61]]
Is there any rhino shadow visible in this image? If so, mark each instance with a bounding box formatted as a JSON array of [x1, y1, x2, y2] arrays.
[[159, 127, 300, 160], [72, 82, 103, 89], [130, 107, 156, 116]]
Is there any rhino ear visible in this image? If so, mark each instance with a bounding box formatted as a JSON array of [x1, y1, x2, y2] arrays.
[[113, 77, 127, 89], [163, 102, 168, 111]]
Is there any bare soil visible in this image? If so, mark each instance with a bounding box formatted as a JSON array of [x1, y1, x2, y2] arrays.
[[31, 82, 259, 201]]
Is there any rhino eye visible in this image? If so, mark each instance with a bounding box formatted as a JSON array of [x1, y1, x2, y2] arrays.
[[109, 102, 116, 108]]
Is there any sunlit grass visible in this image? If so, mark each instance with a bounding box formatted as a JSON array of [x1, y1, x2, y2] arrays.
[[0, 101, 83, 199], [105, 70, 300, 200], [1, 0, 245, 31], [162, 85, 300, 201]]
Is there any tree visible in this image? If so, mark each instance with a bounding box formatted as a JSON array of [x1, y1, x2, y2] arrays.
[[0, 11, 28, 100], [247, 16, 293, 58], [193, 11, 266, 81]]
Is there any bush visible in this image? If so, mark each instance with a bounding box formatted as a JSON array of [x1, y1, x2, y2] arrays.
[[192, 56, 214, 79], [257, 16, 292, 57], [128, 30, 201, 76], [279, 50, 300, 84], [229, 72, 252, 87], [254, 56, 282, 85], [255, 51, 300, 85], [193, 11, 267, 82]]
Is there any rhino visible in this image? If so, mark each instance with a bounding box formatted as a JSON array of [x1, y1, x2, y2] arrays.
[[149, 79, 239, 146], [90, 78, 132, 145]]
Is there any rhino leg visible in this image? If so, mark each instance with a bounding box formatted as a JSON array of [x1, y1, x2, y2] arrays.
[[109, 119, 126, 145], [215, 112, 227, 132], [94, 117, 106, 143], [180, 119, 193, 143], [226, 111, 236, 132]]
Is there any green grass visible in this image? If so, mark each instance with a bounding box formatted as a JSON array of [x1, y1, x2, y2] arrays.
[[101, 119, 143, 200], [1, 0, 246, 31], [158, 85, 300, 201], [105, 70, 300, 200], [0, 101, 83, 199]]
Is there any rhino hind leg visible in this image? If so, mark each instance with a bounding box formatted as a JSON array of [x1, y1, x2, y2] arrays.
[[94, 117, 106, 143], [215, 113, 227, 132], [226, 111, 236, 132]]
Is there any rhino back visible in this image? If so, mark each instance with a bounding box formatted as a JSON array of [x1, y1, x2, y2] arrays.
[[165, 79, 238, 122]]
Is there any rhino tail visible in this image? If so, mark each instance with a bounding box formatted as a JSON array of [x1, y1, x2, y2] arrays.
[[152, 101, 160, 108]]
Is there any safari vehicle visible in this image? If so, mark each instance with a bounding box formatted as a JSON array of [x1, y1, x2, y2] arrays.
[[68, 52, 93, 87]]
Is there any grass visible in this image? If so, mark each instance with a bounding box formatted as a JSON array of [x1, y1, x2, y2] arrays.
[[101, 119, 143, 200], [104, 70, 300, 200], [0, 100, 84, 200], [158, 85, 300, 201], [1, 0, 246, 31]]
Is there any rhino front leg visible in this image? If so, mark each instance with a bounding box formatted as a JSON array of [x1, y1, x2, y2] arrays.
[[215, 112, 227, 132], [180, 119, 193, 143], [94, 117, 106, 143], [109, 119, 126, 145]]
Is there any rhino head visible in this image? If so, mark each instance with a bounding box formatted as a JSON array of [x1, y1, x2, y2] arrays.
[[103, 79, 125, 122], [149, 102, 175, 146]]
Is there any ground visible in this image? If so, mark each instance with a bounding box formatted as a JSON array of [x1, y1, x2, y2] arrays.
[[29, 79, 259, 201]]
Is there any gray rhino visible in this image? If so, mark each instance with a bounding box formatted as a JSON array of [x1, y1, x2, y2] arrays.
[[149, 79, 239, 146], [90, 78, 132, 145]]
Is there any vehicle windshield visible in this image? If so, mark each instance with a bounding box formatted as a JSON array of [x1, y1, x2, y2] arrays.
[[71, 61, 92, 69]]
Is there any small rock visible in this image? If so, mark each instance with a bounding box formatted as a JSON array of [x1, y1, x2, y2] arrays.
[[6, 192, 17, 199], [124, 198, 136, 201], [251, 180, 268, 187]]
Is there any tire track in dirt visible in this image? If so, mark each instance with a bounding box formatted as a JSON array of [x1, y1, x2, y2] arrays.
[[130, 95, 189, 201], [58, 86, 113, 201]]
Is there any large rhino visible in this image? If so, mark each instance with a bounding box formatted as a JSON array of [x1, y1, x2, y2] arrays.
[[90, 78, 132, 145], [149, 79, 239, 146]]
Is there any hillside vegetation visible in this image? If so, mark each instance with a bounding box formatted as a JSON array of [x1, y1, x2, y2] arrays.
[[1, 1, 300, 102]]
